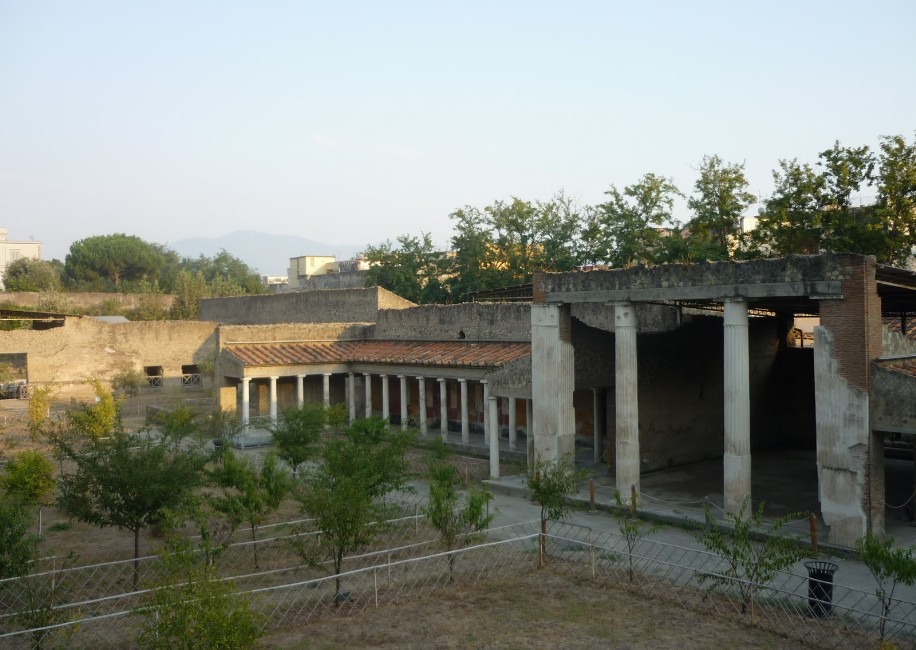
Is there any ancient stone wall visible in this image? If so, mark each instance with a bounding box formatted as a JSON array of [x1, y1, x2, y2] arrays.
[[0, 291, 174, 311], [372, 303, 531, 341]]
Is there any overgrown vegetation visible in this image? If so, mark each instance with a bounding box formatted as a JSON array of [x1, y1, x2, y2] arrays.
[[610, 488, 657, 584], [856, 533, 916, 641], [525, 455, 587, 567]]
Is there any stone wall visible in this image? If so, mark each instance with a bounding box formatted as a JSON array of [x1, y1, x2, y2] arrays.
[[372, 303, 531, 341], [219, 323, 370, 345], [570, 302, 680, 334], [882, 325, 916, 357], [294, 271, 367, 291], [199, 287, 414, 325], [0, 317, 217, 389], [871, 365, 916, 435], [0, 291, 174, 311]]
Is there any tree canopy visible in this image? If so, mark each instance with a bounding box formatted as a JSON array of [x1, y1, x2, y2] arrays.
[[3, 258, 62, 292]]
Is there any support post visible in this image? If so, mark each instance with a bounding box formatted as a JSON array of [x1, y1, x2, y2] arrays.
[[296, 374, 305, 409], [398, 375, 408, 431], [481, 380, 490, 445], [508, 396, 517, 451], [592, 387, 601, 464], [241, 377, 250, 428], [269, 376, 279, 423], [489, 395, 500, 479], [381, 374, 390, 424], [723, 298, 751, 514], [526, 398, 534, 468], [347, 372, 356, 423], [322, 373, 331, 408], [438, 378, 448, 441], [364, 373, 372, 419], [417, 377, 427, 436], [615, 302, 640, 499], [531, 303, 575, 465], [459, 378, 470, 444]]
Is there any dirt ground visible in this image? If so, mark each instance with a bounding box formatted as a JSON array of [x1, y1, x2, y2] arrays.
[[261, 568, 800, 649]]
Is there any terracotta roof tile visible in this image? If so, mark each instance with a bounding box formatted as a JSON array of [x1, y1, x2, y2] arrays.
[[877, 358, 916, 379], [225, 340, 530, 369], [884, 317, 916, 341]]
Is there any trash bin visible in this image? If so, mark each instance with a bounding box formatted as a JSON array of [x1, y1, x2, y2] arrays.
[[804, 560, 838, 617]]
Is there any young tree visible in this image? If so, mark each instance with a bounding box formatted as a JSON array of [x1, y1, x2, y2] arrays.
[[0, 496, 37, 579], [525, 456, 586, 567], [693, 498, 803, 616], [3, 258, 62, 292], [856, 533, 916, 641], [425, 459, 493, 582], [54, 428, 208, 589], [271, 403, 326, 476], [875, 133, 916, 266], [168, 269, 209, 320], [0, 450, 56, 536], [686, 155, 756, 261], [210, 451, 292, 569], [27, 386, 54, 440], [610, 489, 657, 584], [294, 417, 414, 603], [65, 379, 120, 439]]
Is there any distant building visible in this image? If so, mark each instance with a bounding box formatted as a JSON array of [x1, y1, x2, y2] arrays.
[[287, 255, 370, 291], [261, 275, 289, 294], [0, 228, 42, 290]]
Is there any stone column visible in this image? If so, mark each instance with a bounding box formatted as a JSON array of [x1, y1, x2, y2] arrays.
[[269, 376, 279, 423], [489, 396, 500, 479], [398, 375, 408, 431], [296, 374, 305, 409], [322, 373, 331, 409], [381, 374, 390, 423], [438, 378, 448, 441], [364, 373, 372, 418], [417, 377, 428, 436], [240, 377, 250, 427], [347, 372, 356, 423], [508, 397, 517, 451], [526, 398, 534, 467], [592, 387, 602, 464], [723, 298, 751, 514], [531, 303, 575, 465], [615, 302, 640, 499], [459, 378, 470, 444], [481, 380, 490, 445]]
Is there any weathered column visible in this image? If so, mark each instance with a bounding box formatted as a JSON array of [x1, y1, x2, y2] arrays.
[[531, 303, 576, 465], [592, 387, 602, 464], [269, 376, 279, 423], [347, 372, 356, 423], [240, 377, 250, 427], [322, 373, 331, 409], [438, 378, 448, 441], [508, 397, 517, 451], [381, 374, 390, 423], [398, 375, 408, 431], [526, 399, 534, 467], [489, 396, 500, 479], [723, 298, 751, 515], [417, 377, 428, 436], [481, 380, 490, 445], [459, 378, 470, 444], [296, 374, 305, 409], [615, 302, 640, 499], [364, 373, 372, 418]]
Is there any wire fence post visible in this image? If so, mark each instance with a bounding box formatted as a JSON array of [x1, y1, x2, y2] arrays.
[[373, 568, 378, 608]]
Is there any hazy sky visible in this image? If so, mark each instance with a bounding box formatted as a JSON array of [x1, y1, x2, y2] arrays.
[[2, 1, 914, 262]]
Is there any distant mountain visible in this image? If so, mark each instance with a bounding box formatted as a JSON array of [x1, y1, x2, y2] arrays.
[[168, 231, 365, 276]]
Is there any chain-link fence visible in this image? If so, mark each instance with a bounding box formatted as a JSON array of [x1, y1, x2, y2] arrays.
[[3, 519, 916, 648]]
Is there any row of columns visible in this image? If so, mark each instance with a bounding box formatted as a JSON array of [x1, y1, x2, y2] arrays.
[[240, 373, 333, 427], [533, 298, 751, 515]]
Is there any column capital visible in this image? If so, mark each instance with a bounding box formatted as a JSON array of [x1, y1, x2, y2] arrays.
[[437, 377, 447, 383], [363, 372, 372, 377], [270, 375, 279, 381], [459, 377, 468, 383], [323, 372, 332, 377], [241, 377, 251, 384], [297, 374, 306, 379], [478, 379, 488, 385], [379, 373, 388, 378], [397, 374, 405, 379]]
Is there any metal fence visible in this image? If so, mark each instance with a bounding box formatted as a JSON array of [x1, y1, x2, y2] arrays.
[[2, 519, 916, 648]]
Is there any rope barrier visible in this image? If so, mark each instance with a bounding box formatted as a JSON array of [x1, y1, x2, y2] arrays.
[[886, 489, 916, 510]]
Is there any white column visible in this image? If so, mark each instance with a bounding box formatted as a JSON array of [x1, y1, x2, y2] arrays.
[[296, 374, 305, 409], [724, 298, 751, 514], [489, 396, 500, 479], [417, 377, 428, 436], [459, 378, 470, 444], [347, 372, 356, 423], [269, 376, 279, 423], [398, 375, 408, 431], [364, 373, 372, 418], [322, 373, 331, 408], [526, 398, 534, 467], [592, 387, 601, 464], [240, 377, 250, 427], [508, 397, 517, 451], [531, 303, 576, 465], [615, 302, 639, 499], [438, 378, 448, 441], [381, 374, 390, 423], [481, 380, 490, 445]]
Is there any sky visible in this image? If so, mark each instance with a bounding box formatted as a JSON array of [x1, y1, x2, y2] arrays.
[[2, 1, 915, 262]]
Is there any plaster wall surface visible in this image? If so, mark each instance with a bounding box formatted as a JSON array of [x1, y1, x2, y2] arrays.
[[0, 317, 217, 387], [882, 326, 916, 356], [871, 365, 916, 434], [0, 291, 174, 311], [570, 302, 680, 334], [531, 304, 575, 463], [219, 323, 370, 344]]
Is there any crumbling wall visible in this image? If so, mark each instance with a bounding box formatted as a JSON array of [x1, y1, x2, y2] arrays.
[[373, 303, 531, 341]]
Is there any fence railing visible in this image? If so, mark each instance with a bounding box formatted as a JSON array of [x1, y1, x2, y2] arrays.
[[3, 520, 916, 648]]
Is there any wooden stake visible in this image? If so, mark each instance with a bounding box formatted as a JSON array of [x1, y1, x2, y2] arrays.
[[809, 512, 818, 555]]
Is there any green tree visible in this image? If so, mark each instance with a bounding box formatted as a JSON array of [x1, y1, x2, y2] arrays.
[[525, 456, 586, 567], [447, 206, 499, 302], [0, 496, 37, 579], [595, 173, 683, 267], [54, 428, 208, 588], [755, 159, 827, 256], [168, 269, 208, 320], [64, 234, 166, 290], [817, 140, 879, 255], [610, 489, 657, 584], [363, 233, 448, 303], [293, 417, 414, 602], [181, 250, 265, 296], [210, 451, 292, 569], [685, 155, 756, 260], [425, 459, 493, 582], [64, 379, 120, 439], [875, 133, 916, 266], [27, 386, 54, 440], [693, 498, 803, 616], [0, 450, 55, 536], [534, 191, 587, 272], [856, 533, 916, 641], [3, 258, 62, 292], [271, 403, 326, 476]]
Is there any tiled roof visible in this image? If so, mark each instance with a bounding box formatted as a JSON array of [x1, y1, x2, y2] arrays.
[[877, 358, 916, 379], [225, 340, 530, 369], [884, 317, 916, 340]]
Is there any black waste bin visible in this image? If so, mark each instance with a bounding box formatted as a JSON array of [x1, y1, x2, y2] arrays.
[[804, 560, 838, 617]]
